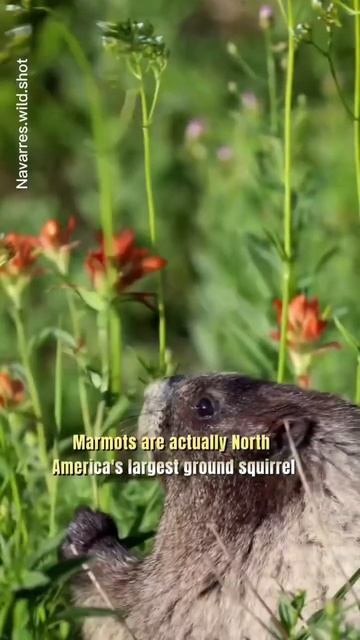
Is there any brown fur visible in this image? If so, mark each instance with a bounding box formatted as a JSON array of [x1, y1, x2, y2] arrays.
[[62, 374, 360, 639]]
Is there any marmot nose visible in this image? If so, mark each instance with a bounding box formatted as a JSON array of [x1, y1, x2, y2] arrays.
[[143, 375, 185, 401], [165, 375, 185, 387], [139, 376, 186, 438]]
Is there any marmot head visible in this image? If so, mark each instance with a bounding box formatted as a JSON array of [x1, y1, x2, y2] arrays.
[[139, 373, 360, 489]]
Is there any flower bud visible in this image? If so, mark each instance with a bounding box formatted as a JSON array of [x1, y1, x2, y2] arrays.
[[227, 81, 238, 94], [294, 23, 312, 44], [259, 5, 274, 31], [311, 0, 323, 10], [0, 370, 25, 409], [227, 42, 238, 57], [241, 91, 259, 112], [184, 119, 207, 142], [216, 146, 234, 163]]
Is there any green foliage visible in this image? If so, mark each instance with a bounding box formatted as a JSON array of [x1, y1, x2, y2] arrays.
[[0, 0, 359, 637]]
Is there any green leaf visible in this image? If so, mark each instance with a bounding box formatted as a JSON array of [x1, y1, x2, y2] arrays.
[[16, 570, 50, 590], [45, 557, 85, 583], [298, 566, 360, 639], [278, 593, 298, 632], [313, 246, 338, 275], [0, 595, 15, 640], [245, 233, 280, 295], [29, 327, 77, 353], [57, 436, 74, 454], [28, 531, 66, 569], [15, 558, 84, 599], [86, 367, 105, 391], [290, 590, 306, 615], [334, 318, 359, 351], [102, 396, 131, 433], [0, 459, 12, 479], [264, 228, 287, 262], [76, 287, 106, 312]]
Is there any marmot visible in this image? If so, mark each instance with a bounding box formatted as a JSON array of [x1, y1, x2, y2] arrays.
[[62, 374, 360, 639]]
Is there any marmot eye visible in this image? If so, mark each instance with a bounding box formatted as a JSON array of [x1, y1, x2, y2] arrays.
[[195, 397, 215, 418]]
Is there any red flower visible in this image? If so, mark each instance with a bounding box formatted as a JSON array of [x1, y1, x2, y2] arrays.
[[0, 371, 25, 409], [39, 216, 76, 252], [272, 294, 340, 388], [85, 229, 167, 295], [272, 294, 327, 346], [0, 233, 38, 278], [297, 374, 311, 389], [38, 217, 77, 274]]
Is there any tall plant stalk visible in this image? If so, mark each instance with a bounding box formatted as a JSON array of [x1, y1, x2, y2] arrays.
[[66, 291, 99, 507], [49, 17, 122, 396], [138, 72, 167, 374], [277, 0, 295, 383], [354, 0, 360, 403], [265, 28, 278, 135], [1, 419, 28, 548], [12, 307, 51, 499], [49, 334, 63, 535], [354, 0, 360, 218], [275, 0, 287, 22]]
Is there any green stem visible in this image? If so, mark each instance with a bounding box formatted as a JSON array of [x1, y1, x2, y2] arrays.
[[49, 335, 63, 536], [0, 596, 14, 638], [39, 12, 122, 397], [97, 308, 109, 393], [139, 73, 167, 374], [336, 0, 360, 15], [149, 74, 161, 123], [93, 400, 106, 440], [265, 28, 278, 135], [2, 417, 28, 547], [10, 473, 28, 548], [275, 0, 287, 21], [8, 413, 29, 485], [109, 310, 122, 393], [0, 418, 5, 450], [46, 22, 114, 251], [354, 0, 360, 218], [139, 82, 157, 244], [12, 306, 50, 491], [310, 40, 355, 120], [277, 0, 295, 384], [61, 28, 123, 397], [353, 0, 360, 405], [66, 291, 99, 507]]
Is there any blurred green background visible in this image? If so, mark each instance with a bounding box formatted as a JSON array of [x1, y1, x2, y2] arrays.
[[0, 0, 359, 413], [0, 0, 360, 636]]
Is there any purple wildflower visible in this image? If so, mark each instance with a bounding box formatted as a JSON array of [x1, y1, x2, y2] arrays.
[[259, 5, 274, 30], [185, 119, 207, 142], [216, 146, 234, 162]]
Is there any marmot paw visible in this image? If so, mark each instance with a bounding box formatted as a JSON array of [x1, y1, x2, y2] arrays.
[[61, 507, 119, 560]]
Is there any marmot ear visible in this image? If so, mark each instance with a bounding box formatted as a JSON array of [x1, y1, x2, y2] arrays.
[[269, 417, 314, 457]]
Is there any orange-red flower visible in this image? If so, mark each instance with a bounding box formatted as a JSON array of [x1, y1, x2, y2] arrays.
[[272, 294, 327, 346], [272, 294, 340, 388], [0, 233, 38, 278], [85, 229, 167, 296], [39, 216, 76, 251], [38, 217, 77, 274], [0, 233, 40, 304], [0, 371, 25, 409], [297, 374, 311, 389]]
